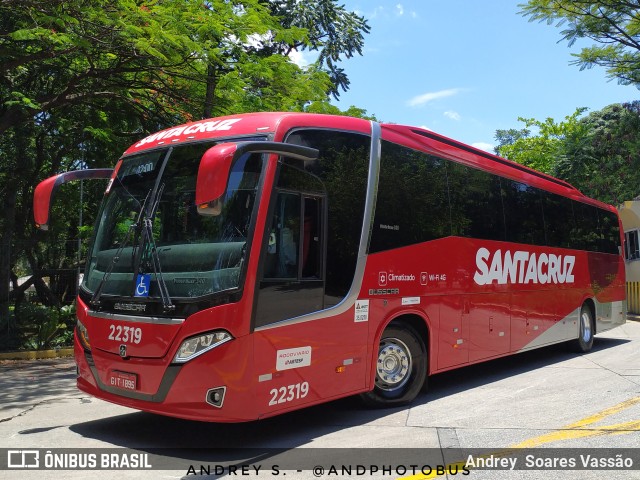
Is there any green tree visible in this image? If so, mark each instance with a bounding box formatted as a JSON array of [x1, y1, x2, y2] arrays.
[[0, 0, 371, 338], [493, 128, 530, 154], [303, 100, 378, 120], [259, 0, 370, 98], [495, 102, 640, 205], [495, 108, 588, 173], [554, 101, 640, 204], [520, 1, 640, 85]]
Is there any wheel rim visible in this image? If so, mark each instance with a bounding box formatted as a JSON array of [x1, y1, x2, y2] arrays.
[[580, 311, 592, 343], [375, 337, 412, 391]]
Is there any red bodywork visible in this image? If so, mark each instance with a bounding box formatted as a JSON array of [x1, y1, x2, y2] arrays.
[[36, 112, 624, 421]]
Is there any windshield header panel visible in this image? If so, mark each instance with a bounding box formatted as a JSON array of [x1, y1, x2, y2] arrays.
[[123, 112, 375, 157], [124, 114, 283, 156]]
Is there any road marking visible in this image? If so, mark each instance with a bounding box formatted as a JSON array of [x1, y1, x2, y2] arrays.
[[513, 396, 640, 448], [397, 396, 640, 480]]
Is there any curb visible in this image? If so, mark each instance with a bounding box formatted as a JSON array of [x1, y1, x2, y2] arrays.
[[0, 348, 74, 361]]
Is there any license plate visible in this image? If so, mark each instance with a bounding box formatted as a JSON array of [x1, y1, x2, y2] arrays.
[[108, 370, 137, 391]]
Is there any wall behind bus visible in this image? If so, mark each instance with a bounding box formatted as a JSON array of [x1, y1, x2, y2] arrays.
[[619, 199, 640, 313]]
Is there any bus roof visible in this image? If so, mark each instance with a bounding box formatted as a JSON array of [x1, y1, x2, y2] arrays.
[[122, 112, 613, 212], [122, 112, 371, 156], [379, 122, 615, 212]]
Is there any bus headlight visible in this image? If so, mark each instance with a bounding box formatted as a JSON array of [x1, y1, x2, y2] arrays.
[[173, 330, 233, 363], [76, 320, 91, 350]]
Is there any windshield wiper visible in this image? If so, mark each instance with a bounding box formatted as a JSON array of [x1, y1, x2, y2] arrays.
[[136, 183, 174, 312], [91, 190, 151, 307]]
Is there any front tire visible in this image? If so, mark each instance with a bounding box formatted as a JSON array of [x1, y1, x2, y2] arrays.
[[360, 324, 427, 407], [572, 304, 595, 353]]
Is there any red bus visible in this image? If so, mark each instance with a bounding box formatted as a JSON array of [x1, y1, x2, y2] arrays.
[[34, 112, 626, 421]]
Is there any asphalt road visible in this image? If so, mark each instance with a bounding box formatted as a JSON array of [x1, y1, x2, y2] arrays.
[[0, 321, 639, 480]]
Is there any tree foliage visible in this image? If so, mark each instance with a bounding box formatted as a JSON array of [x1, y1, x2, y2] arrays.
[[0, 0, 372, 340], [495, 108, 588, 173], [554, 101, 640, 205], [260, 0, 370, 98], [0, 0, 353, 134], [520, 1, 640, 86], [496, 102, 640, 205]]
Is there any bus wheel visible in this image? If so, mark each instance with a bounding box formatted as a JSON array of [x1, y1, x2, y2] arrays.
[[360, 324, 427, 407], [572, 304, 595, 353]]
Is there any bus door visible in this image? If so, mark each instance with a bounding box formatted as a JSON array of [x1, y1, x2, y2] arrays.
[[258, 190, 326, 322], [252, 147, 370, 416]]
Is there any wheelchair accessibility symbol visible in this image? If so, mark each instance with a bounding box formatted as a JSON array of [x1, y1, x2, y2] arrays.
[[135, 274, 151, 297]]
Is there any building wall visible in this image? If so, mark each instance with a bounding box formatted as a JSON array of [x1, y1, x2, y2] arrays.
[[619, 200, 640, 313]]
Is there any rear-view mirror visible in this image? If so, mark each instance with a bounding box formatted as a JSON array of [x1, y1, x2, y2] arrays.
[[33, 168, 114, 230], [196, 141, 319, 213]]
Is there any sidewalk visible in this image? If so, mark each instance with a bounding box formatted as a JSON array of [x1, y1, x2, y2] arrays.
[[0, 347, 73, 361]]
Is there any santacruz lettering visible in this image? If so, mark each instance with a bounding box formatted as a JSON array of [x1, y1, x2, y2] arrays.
[[474, 248, 575, 286], [134, 119, 241, 148]]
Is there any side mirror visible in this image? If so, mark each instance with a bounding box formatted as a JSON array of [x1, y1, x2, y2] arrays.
[[195, 141, 319, 211], [33, 168, 114, 230]]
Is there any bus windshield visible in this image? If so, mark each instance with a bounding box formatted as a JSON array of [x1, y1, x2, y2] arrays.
[[82, 140, 264, 301]]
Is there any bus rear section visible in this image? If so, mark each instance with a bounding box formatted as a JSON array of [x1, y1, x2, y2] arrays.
[[362, 126, 625, 384]]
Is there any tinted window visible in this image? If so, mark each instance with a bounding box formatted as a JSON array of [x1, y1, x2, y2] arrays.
[[448, 162, 505, 241], [263, 191, 301, 279], [502, 180, 546, 245], [598, 208, 621, 254], [370, 142, 450, 252], [542, 192, 575, 249], [572, 201, 600, 252], [285, 130, 370, 302], [276, 163, 325, 194]]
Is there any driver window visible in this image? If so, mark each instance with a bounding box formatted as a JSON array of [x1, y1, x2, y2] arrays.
[[264, 192, 300, 279]]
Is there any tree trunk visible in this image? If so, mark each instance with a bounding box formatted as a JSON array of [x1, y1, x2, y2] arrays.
[[203, 63, 217, 119], [0, 186, 17, 330], [25, 251, 60, 308]]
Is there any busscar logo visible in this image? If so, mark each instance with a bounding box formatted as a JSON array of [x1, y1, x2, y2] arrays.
[[369, 288, 400, 296], [114, 303, 146, 312]]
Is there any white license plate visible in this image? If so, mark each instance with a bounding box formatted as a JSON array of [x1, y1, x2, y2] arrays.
[[108, 370, 137, 391]]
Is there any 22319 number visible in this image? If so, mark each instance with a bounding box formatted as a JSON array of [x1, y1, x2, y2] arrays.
[[268, 382, 309, 406], [108, 324, 142, 344]]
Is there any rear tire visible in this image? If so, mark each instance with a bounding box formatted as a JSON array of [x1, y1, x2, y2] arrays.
[[572, 304, 595, 353], [360, 324, 427, 407]]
